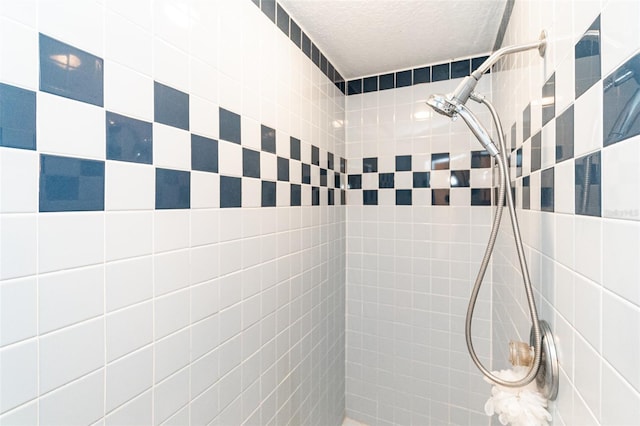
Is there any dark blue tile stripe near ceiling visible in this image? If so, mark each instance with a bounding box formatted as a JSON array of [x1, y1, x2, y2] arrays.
[[346, 54, 491, 95], [252, 0, 345, 93]]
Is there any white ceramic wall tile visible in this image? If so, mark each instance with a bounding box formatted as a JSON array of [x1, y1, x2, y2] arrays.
[[38, 213, 104, 273], [0, 277, 37, 346], [574, 82, 603, 157], [105, 211, 153, 261], [0, 340, 37, 413], [105, 0, 152, 31], [154, 210, 190, 253], [153, 249, 190, 296], [38, 369, 104, 426], [154, 288, 190, 339], [105, 161, 155, 210], [105, 256, 153, 312], [104, 60, 153, 120], [154, 329, 190, 383], [152, 123, 191, 170], [38, 0, 104, 56], [0, 17, 38, 90], [0, 214, 37, 280], [105, 302, 152, 362], [190, 96, 219, 139], [106, 347, 152, 412], [218, 140, 243, 177], [104, 390, 152, 426], [602, 136, 640, 221], [105, 11, 153, 77], [153, 368, 189, 426], [38, 266, 104, 334], [153, 38, 189, 92], [37, 92, 106, 160], [0, 148, 38, 213], [39, 318, 104, 394]]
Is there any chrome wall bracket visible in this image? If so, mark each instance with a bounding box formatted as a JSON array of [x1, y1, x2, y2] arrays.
[[529, 320, 559, 400]]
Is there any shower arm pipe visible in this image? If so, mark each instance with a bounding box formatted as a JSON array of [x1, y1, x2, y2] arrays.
[[450, 31, 547, 106], [464, 93, 543, 388]]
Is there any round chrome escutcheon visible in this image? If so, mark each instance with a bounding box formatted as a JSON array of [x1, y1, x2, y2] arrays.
[[529, 319, 559, 400]]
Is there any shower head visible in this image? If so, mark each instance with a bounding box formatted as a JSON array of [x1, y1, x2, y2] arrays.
[[427, 94, 500, 157]]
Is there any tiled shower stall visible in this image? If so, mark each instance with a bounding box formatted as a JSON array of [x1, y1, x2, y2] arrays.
[[0, 0, 639, 425]]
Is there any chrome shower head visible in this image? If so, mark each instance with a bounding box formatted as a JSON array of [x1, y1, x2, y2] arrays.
[[426, 94, 458, 118]]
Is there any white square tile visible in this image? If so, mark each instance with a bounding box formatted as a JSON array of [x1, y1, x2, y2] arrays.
[[189, 1, 218, 65], [0, 214, 37, 279], [190, 279, 219, 324], [38, 0, 104, 56], [39, 369, 104, 426], [0, 0, 36, 27], [554, 53, 575, 114], [0, 401, 37, 425], [154, 288, 189, 340], [261, 152, 277, 181], [601, 361, 640, 425], [106, 347, 152, 412], [276, 182, 290, 207], [39, 266, 104, 334], [554, 159, 575, 214], [574, 81, 603, 157], [105, 161, 155, 210], [105, 301, 152, 362], [190, 58, 218, 103], [105, 256, 153, 312], [105, 11, 152, 76], [603, 291, 640, 391], [0, 340, 37, 412], [603, 219, 640, 305], [38, 92, 106, 160], [105, 211, 153, 261], [0, 148, 38, 213], [190, 209, 218, 246], [154, 209, 189, 253], [190, 96, 218, 141], [152, 123, 190, 170], [153, 0, 189, 52], [39, 213, 104, 273], [242, 178, 261, 208], [191, 171, 219, 209], [153, 39, 188, 92], [218, 140, 242, 177], [154, 329, 189, 383], [104, 60, 153, 120], [0, 277, 36, 346], [39, 318, 104, 393], [153, 368, 189, 425], [555, 213, 575, 269], [154, 249, 189, 296], [541, 120, 556, 169], [105, 390, 152, 426], [190, 244, 219, 285], [602, 137, 640, 220], [105, 0, 152, 30], [0, 18, 38, 90]]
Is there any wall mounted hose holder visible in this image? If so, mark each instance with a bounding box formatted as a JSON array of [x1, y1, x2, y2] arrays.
[[530, 320, 559, 400]]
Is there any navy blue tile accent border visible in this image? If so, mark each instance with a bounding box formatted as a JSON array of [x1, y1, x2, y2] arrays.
[[396, 70, 412, 87], [379, 73, 394, 91], [413, 66, 431, 84], [276, 4, 289, 36], [290, 19, 301, 47], [451, 59, 470, 79], [154, 82, 189, 131], [471, 188, 492, 206], [396, 155, 412, 171], [261, 125, 276, 153], [107, 111, 153, 164], [219, 107, 241, 144], [220, 176, 242, 208], [0, 83, 36, 150], [432, 63, 450, 82], [39, 33, 104, 107], [379, 173, 394, 188], [156, 168, 190, 209], [348, 79, 362, 96], [261, 0, 276, 23], [39, 154, 105, 212], [363, 76, 377, 93], [191, 134, 218, 173], [575, 151, 601, 217]]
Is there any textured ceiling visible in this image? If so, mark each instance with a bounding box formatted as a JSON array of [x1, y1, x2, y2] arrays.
[[278, 0, 508, 79]]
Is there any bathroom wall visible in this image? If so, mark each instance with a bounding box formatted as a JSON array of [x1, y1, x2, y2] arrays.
[[344, 70, 498, 425], [0, 1, 346, 425], [491, 0, 640, 425]]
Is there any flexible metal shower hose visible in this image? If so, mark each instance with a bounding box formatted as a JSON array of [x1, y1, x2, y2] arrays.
[[464, 96, 543, 388]]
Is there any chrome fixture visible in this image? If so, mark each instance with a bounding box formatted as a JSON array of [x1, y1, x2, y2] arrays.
[[427, 30, 559, 399]]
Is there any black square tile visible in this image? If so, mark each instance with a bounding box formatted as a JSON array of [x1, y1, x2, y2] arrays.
[[471, 151, 491, 168], [220, 176, 241, 208], [541, 167, 554, 212], [379, 173, 394, 188], [379, 73, 394, 90], [363, 76, 378, 93], [412, 172, 430, 188], [432, 63, 450, 81], [290, 137, 301, 160], [348, 174, 362, 189], [451, 59, 470, 78], [341, 190, 346, 205], [542, 74, 556, 127], [262, 180, 276, 207], [413, 66, 430, 84], [395, 155, 412, 171], [522, 176, 530, 210], [396, 70, 412, 87], [531, 131, 542, 172], [154, 82, 189, 130], [396, 190, 412, 205], [575, 16, 601, 99], [515, 148, 522, 177], [302, 163, 311, 184], [312, 186, 320, 205], [107, 112, 153, 165], [291, 184, 301, 206], [471, 188, 492, 206], [363, 157, 378, 173], [472, 56, 490, 73], [0, 83, 36, 150], [432, 189, 450, 206], [261, 0, 275, 22], [556, 105, 574, 163], [191, 134, 217, 173], [277, 156, 289, 181], [261, 124, 276, 153], [603, 52, 640, 146], [311, 145, 319, 166], [219, 107, 241, 144], [320, 168, 327, 187], [243, 148, 260, 178], [155, 168, 190, 210], [327, 152, 334, 170], [348, 79, 362, 95], [431, 153, 450, 170], [334, 173, 341, 189], [363, 190, 378, 205], [451, 170, 470, 187], [340, 158, 347, 173], [328, 188, 335, 206], [523, 103, 531, 141], [575, 151, 601, 216]]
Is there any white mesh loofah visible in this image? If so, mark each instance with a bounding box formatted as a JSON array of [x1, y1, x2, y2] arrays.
[[484, 366, 552, 426]]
